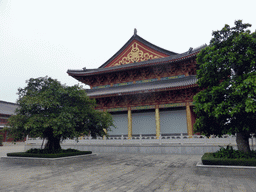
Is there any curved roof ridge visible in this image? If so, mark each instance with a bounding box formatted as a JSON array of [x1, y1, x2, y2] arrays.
[[67, 48, 200, 75], [67, 44, 207, 76], [193, 44, 207, 51], [99, 34, 177, 68], [0, 100, 18, 115], [135, 35, 178, 56]]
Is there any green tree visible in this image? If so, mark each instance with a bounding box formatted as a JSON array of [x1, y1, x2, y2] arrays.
[[194, 20, 256, 153], [0, 134, 3, 146], [7, 77, 114, 152]]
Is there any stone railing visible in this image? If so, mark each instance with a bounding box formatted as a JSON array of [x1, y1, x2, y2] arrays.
[[25, 134, 256, 148]]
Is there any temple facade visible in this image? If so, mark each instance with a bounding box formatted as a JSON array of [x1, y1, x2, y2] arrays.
[[67, 31, 206, 138], [0, 100, 18, 142]]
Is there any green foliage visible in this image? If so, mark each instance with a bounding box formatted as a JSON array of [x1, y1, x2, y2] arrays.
[[26, 148, 62, 154], [194, 20, 256, 143], [0, 135, 3, 145], [202, 152, 256, 166], [7, 76, 114, 150], [7, 149, 92, 158], [25, 148, 80, 154], [213, 145, 256, 159]]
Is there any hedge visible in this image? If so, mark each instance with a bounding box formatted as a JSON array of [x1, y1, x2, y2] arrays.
[[7, 151, 92, 158], [202, 153, 256, 166]]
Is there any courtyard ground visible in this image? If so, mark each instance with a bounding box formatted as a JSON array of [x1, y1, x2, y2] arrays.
[[0, 144, 255, 192]]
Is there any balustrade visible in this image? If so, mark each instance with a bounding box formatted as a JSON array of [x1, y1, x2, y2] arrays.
[[25, 134, 255, 147]]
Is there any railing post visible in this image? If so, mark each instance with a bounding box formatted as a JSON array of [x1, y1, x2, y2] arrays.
[[251, 134, 254, 151], [139, 134, 142, 145], [25, 135, 29, 144], [159, 133, 162, 145], [181, 133, 183, 145], [104, 135, 107, 145], [121, 135, 124, 145], [89, 135, 92, 145]]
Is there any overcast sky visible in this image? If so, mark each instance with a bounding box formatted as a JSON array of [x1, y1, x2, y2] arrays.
[[0, 0, 255, 103]]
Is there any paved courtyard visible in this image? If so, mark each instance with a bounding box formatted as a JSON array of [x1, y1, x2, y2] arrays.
[[0, 145, 256, 192]]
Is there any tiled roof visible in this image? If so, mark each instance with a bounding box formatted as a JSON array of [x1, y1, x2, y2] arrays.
[[0, 101, 18, 115], [86, 75, 198, 97], [67, 44, 207, 77]]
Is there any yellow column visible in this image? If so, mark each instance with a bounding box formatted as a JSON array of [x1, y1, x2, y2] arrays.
[[186, 102, 193, 136], [155, 105, 160, 139], [128, 107, 132, 139]]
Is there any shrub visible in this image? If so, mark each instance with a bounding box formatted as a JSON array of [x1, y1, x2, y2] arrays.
[[7, 148, 92, 158], [202, 153, 256, 166], [202, 146, 256, 166], [0, 135, 3, 146], [213, 145, 256, 159]]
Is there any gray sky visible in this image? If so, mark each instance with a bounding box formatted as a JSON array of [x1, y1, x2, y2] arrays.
[[0, 0, 255, 103]]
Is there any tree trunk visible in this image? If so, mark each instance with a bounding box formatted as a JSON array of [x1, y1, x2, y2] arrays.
[[236, 132, 250, 153], [44, 136, 61, 152], [43, 128, 62, 152]]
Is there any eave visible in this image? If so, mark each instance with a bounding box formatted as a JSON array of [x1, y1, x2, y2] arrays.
[[67, 44, 206, 78], [86, 75, 198, 98]]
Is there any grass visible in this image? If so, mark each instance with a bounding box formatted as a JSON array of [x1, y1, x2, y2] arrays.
[[7, 148, 92, 158]]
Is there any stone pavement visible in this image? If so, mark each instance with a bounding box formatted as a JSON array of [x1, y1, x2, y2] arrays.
[[0, 145, 256, 192]]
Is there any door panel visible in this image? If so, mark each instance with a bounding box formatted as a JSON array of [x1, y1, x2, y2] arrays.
[[132, 111, 155, 135], [109, 113, 128, 135], [160, 109, 187, 134]]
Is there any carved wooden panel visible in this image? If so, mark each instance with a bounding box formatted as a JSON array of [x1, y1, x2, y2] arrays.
[[95, 87, 199, 109], [118, 71, 129, 82], [153, 66, 164, 78], [89, 60, 197, 87], [141, 67, 152, 79], [166, 64, 178, 76]]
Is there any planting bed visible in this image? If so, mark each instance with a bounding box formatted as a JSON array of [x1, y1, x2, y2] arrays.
[[201, 152, 256, 166], [1, 148, 96, 165]]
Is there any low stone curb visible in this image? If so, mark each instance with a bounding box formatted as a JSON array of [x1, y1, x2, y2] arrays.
[[196, 161, 256, 169], [1, 153, 97, 166], [25, 144, 225, 155], [2, 142, 25, 146]]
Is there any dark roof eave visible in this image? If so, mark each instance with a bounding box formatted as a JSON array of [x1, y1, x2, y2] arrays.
[[67, 49, 202, 77], [88, 84, 199, 98]]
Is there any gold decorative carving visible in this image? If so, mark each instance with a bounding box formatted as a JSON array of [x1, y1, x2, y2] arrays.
[[114, 43, 159, 66]]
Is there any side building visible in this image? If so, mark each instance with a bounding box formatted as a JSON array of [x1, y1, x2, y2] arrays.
[[67, 31, 206, 138], [0, 100, 18, 142]]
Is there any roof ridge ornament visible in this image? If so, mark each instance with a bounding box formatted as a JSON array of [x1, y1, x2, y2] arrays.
[[134, 28, 137, 36], [188, 47, 193, 54]]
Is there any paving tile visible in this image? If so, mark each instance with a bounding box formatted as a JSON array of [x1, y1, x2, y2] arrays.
[[0, 145, 256, 192]]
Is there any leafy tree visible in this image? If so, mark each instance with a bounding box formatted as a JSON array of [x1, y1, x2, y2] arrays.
[[194, 20, 256, 153], [7, 77, 114, 152], [0, 134, 3, 145]]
